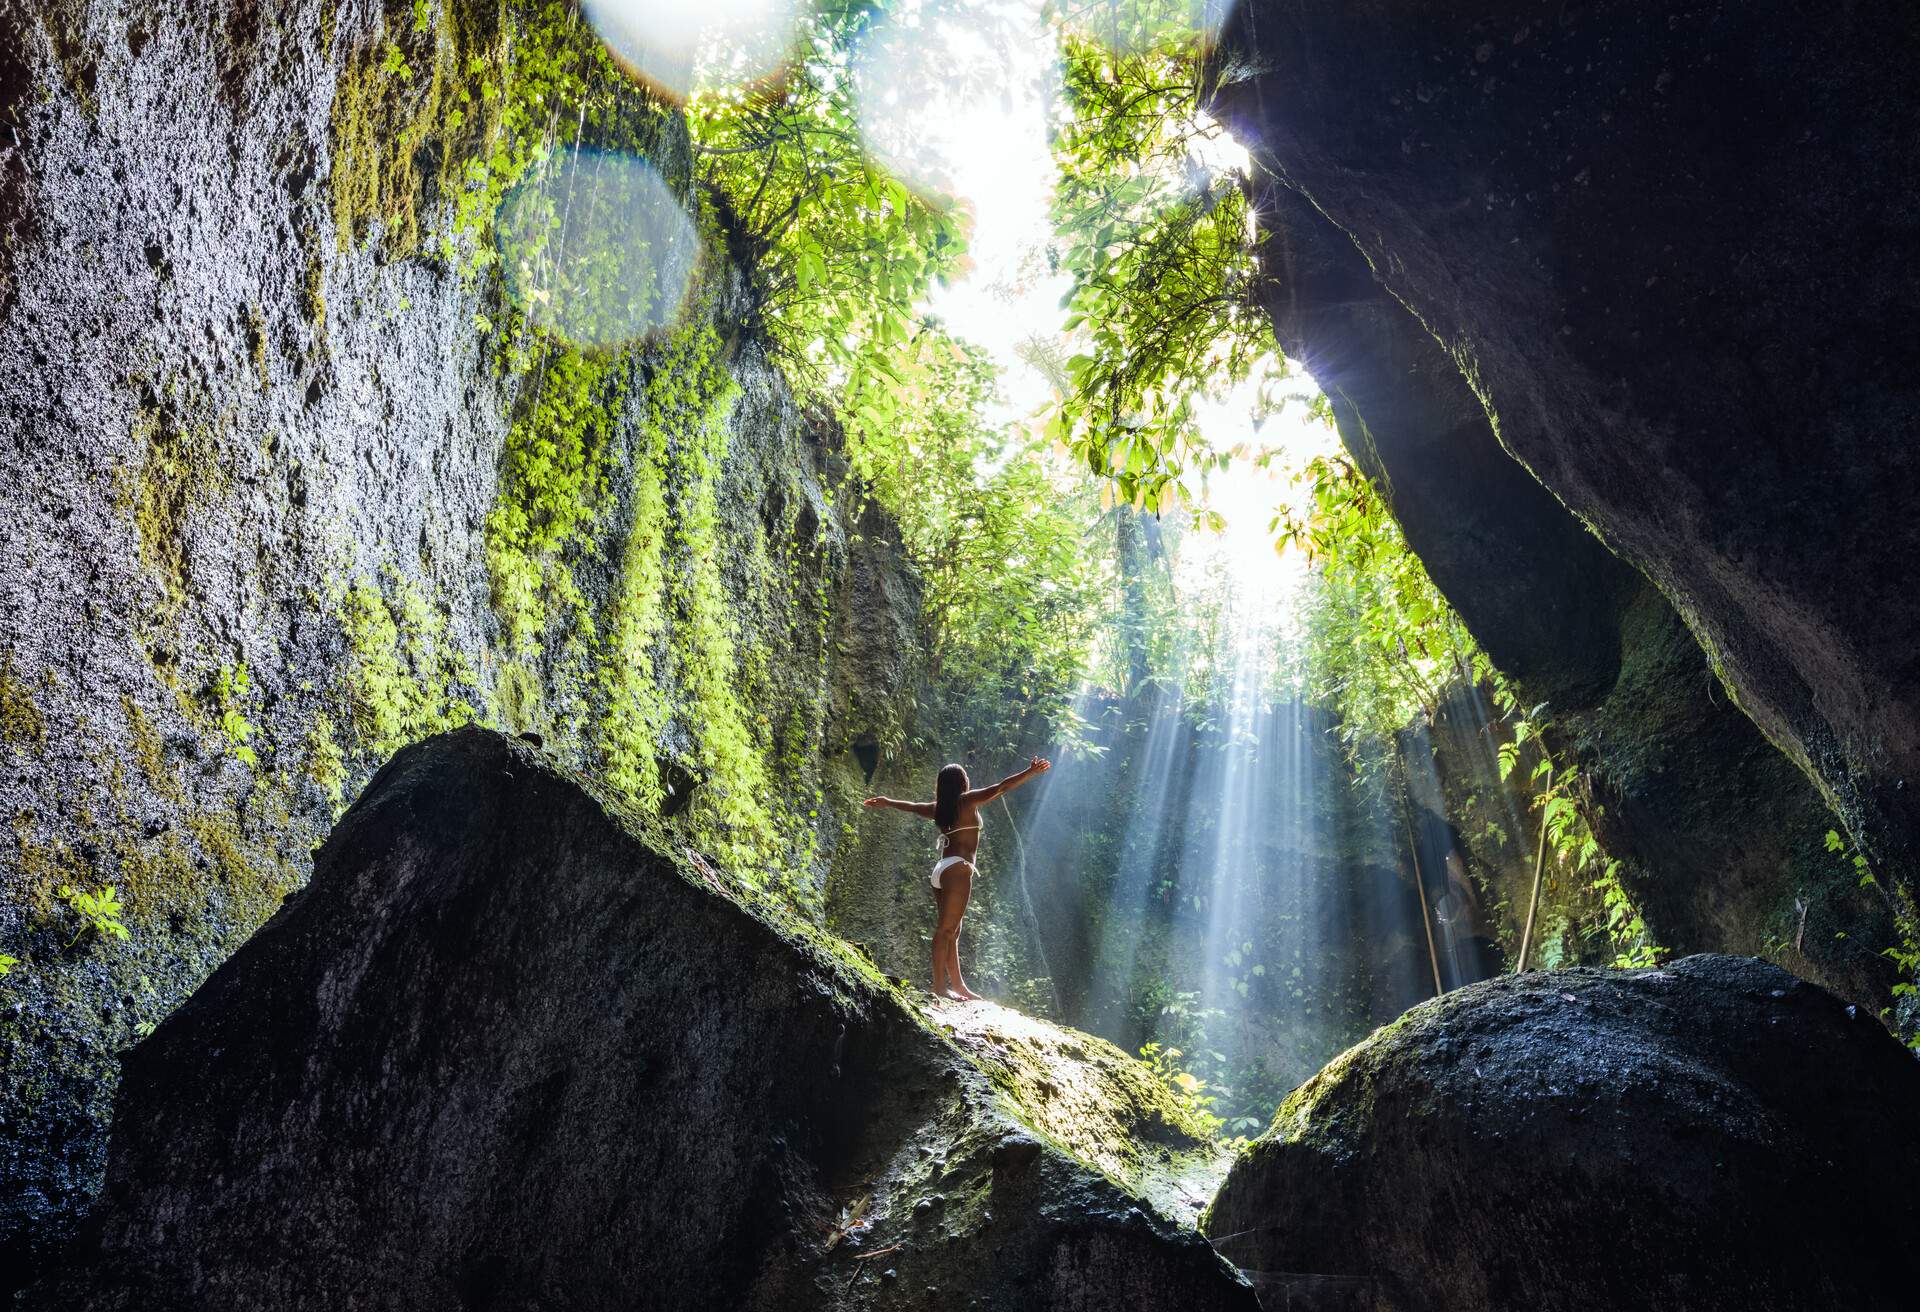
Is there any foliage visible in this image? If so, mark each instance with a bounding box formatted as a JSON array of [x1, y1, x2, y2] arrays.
[[1279, 453, 1472, 764], [687, 2, 967, 398], [60, 883, 130, 949], [210, 664, 260, 769], [842, 337, 1110, 752], [487, 348, 623, 654], [1138, 1040, 1222, 1137], [1283, 447, 1663, 969], [1046, 1, 1277, 512], [337, 571, 478, 766], [1829, 829, 1920, 1048], [1500, 711, 1663, 969], [0, 953, 18, 976]]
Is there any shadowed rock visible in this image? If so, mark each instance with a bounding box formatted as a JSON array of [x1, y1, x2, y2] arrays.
[[1204, 954, 1920, 1310], [1211, 0, 1920, 907], [28, 729, 1254, 1311]]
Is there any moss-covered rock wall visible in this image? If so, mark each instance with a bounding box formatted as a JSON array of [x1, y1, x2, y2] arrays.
[[0, 0, 920, 1282]]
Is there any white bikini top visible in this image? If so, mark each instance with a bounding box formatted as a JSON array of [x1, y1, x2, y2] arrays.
[[938, 821, 981, 854]]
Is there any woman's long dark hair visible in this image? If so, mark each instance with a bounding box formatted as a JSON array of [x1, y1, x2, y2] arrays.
[[933, 763, 969, 831]]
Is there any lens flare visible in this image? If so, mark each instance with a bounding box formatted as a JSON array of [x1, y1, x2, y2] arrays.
[[583, 0, 800, 100], [495, 150, 701, 348], [852, 1, 1050, 205]]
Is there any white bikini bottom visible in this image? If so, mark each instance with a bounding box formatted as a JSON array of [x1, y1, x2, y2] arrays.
[[931, 856, 973, 889]]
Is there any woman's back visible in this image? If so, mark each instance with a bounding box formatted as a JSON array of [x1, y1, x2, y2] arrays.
[[938, 805, 985, 864]]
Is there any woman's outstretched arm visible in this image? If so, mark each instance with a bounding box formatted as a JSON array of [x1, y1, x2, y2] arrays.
[[863, 796, 937, 818], [964, 756, 1051, 805]]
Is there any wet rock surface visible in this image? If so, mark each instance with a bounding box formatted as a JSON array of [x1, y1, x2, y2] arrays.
[[1246, 174, 1890, 1004], [1212, 0, 1920, 901], [1204, 954, 1920, 1311], [27, 729, 1254, 1311]]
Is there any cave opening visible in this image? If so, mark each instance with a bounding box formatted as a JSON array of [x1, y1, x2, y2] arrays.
[[5, 0, 1919, 1306]]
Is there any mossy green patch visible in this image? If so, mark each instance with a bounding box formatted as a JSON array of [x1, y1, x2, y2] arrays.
[[245, 305, 271, 389], [303, 713, 348, 813], [338, 570, 478, 764], [485, 347, 620, 654], [125, 399, 228, 620], [0, 650, 46, 750], [122, 694, 181, 802], [327, 0, 506, 254], [328, 1, 676, 271], [929, 998, 1220, 1192], [10, 812, 88, 909]]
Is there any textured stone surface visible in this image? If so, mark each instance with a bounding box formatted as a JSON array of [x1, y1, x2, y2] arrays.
[[27, 729, 1255, 1312], [1205, 954, 1920, 1311], [1249, 186, 1893, 1003], [0, 0, 918, 1282], [1212, 0, 1920, 906]]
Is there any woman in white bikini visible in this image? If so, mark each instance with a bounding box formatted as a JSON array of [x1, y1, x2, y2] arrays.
[[863, 757, 1051, 1000]]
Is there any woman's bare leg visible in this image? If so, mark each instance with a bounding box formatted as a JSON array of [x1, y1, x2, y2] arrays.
[[930, 880, 953, 996], [937, 865, 980, 1000]]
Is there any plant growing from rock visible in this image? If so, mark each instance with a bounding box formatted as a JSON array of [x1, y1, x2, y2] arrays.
[[211, 664, 259, 768], [59, 884, 130, 950]]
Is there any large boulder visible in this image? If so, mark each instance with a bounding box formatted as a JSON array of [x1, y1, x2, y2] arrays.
[[1203, 955, 1920, 1311], [27, 729, 1254, 1311], [1210, 0, 1920, 901]]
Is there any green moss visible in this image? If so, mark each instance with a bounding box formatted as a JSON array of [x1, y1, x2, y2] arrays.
[[0, 650, 46, 750], [302, 248, 328, 332], [122, 695, 180, 802], [327, 0, 506, 254], [111, 825, 196, 913], [126, 403, 228, 618], [338, 570, 477, 763], [936, 1000, 1218, 1189], [42, 9, 99, 119], [328, 2, 674, 268], [493, 657, 542, 735], [10, 813, 88, 908], [485, 348, 620, 654], [303, 713, 349, 813], [665, 342, 775, 874], [245, 305, 271, 389], [594, 403, 671, 810], [183, 812, 250, 888]]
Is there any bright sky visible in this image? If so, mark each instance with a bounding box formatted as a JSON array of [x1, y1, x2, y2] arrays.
[[852, 0, 1070, 422]]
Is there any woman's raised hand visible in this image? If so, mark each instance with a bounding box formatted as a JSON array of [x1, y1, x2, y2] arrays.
[[1030, 756, 1052, 774], [862, 796, 885, 808]]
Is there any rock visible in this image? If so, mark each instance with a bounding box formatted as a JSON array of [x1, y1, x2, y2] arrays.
[[0, 1, 928, 1279], [1203, 955, 1920, 1311], [1209, 0, 1920, 898], [1221, 42, 1893, 1012], [27, 729, 1254, 1311]]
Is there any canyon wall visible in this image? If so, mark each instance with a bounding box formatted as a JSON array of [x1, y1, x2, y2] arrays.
[[0, 0, 918, 1281]]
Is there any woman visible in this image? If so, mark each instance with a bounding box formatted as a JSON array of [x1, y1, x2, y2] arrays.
[[864, 756, 1051, 1000]]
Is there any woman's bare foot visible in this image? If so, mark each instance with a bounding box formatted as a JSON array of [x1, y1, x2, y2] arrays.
[[952, 986, 983, 1002]]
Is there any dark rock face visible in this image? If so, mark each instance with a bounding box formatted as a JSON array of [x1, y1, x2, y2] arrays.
[[1213, 1, 1920, 896], [27, 729, 1255, 1312], [0, 0, 919, 1277], [1204, 955, 1920, 1311], [1252, 186, 1893, 1003]]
